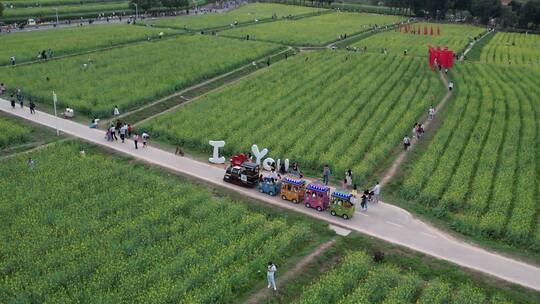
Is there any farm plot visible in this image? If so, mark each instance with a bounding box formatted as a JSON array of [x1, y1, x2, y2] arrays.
[[351, 23, 484, 56], [141, 3, 321, 30], [0, 35, 281, 117], [141, 51, 445, 186], [477, 32, 540, 65], [394, 62, 540, 253], [0, 1, 130, 21], [0, 24, 178, 66], [294, 250, 516, 304], [0, 116, 31, 148], [220, 12, 402, 46], [0, 141, 320, 303]]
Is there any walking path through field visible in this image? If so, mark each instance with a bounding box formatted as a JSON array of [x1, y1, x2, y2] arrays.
[[1, 98, 540, 291], [380, 71, 452, 186], [246, 239, 336, 304]]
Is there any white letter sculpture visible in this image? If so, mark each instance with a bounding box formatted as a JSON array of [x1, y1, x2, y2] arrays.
[[251, 144, 268, 165], [209, 140, 225, 164], [263, 158, 275, 171]]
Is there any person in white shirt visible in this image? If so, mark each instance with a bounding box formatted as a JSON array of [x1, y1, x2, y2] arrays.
[[448, 81, 454, 91], [113, 105, 120, 116], [403, 136, 411, 150], [428, 106, 435, 120], [371, 182, 381, 203], [267, 262, 277, 291]]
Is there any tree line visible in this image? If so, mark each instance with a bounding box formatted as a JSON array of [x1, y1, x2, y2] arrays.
[[385, 0, 540, 29]]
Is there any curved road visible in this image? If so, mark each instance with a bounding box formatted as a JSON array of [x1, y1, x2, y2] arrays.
[[1, 98, 540, 291]]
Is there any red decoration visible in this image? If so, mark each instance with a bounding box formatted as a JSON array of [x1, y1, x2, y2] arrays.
[[424, 25, 428, 35], [428, 46, 454, 69], [430, 26, 433, 35], [437, 26, 441, 36], [418, 25, 421, 35], [230, 153, 247, 167]]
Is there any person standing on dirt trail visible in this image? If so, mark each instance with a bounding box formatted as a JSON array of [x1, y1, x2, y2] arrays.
[[115, 120, 122, 136], [412, 123, 418, 138], [345, 169, 353, 188], [267, 262, 277, 291], [142, 132, 149, 148], [133, 134, 140, 149], [29, 101, 36, 114], [352, 184, 358, 198], [371, 181, 381, 203], [448, 81, 454, 91], [113, 105, 120, 116], [428, 106, 435, 120], [0, 83, 6, 95], [323, 164, 331, 185], [403, 135, 411, 151]]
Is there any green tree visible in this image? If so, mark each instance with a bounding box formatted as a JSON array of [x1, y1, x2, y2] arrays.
[[130, 0, 160, 11], [470, 0, 501, 23], [161, 0, 189, 9]]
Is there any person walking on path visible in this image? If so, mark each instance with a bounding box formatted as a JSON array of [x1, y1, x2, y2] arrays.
[[403, 135, 411, 150], [113, 105, 120, 116], [119, 124, 128, 143], [127, 124, 133, 137], [345, 169, 353, 188], [142, 132, 149, 148], [322, 164, 331, 185], [360, 190, 369, 211], [448, 81, 454, 91], [29, 101, 36, 114], [428, 106, 435, 120], [109, 125, 118, 141], [10, 94, 16, 109], [0, 83, 6, 95], [267, 262, 277, 291], [133, 134, 140, 149], [371, 181, 381, 203], [10, 56, 16, 66]]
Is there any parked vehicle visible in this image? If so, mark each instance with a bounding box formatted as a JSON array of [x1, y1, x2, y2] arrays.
[[304, 183, 330, 211], [258, 176, 281, 196], [280, 176, 306, 203], [329, 191, 356, 219], [223, 162, 259, 187]]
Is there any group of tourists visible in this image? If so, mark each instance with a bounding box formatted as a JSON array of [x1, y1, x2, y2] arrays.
[[3, 86, 37, 114]]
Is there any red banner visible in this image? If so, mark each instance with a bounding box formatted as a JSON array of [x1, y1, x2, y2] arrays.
[[428, 46, 454, 69]]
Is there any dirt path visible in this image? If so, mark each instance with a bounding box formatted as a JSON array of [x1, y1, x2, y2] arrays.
[[245, 239, 336, 304], [380, 71, 452, 186]]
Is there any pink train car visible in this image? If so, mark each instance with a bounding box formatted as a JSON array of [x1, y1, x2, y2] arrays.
[[304, 183, 330, 211]]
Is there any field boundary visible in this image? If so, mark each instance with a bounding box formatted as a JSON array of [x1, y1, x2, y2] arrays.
[[0, 30, 191, 68], [116, 46, 295, 126]]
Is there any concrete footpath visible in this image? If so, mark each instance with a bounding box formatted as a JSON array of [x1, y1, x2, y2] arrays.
[[1, 98, 540, 291]]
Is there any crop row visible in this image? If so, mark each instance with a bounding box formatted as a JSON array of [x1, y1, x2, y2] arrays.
[[0, 35, 281, 118], [141, 51, 445, 186], [351, 23, 485, 57], [478, 32, 540, 65], [294, 249, 514, 303], [142, 3, 321, 31], [398, 62, 540, 252], [0, 116, 31, 148], [0, 142, 313, 302], [0, 24, 178, 66]]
